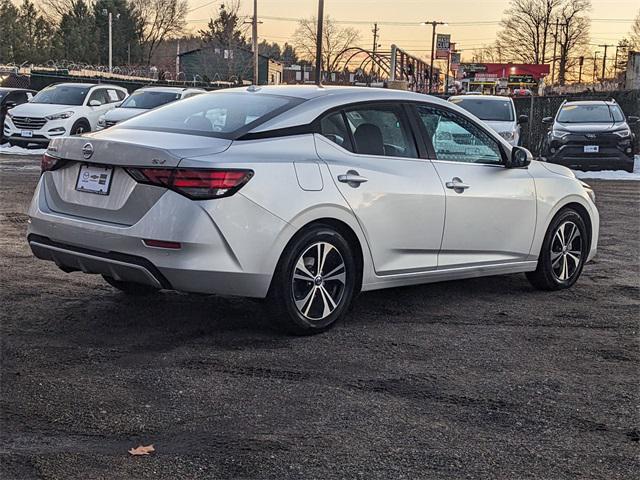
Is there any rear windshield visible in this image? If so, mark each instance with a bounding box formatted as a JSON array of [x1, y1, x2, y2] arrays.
[[120, 91, 180, 109], [450, 98, 514, 122], [557, 104, 624, 123], [31, 85, 89, 106], [120, 92, 303, 138]]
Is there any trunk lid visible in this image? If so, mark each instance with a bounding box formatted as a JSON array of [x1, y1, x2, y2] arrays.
[[44, 131, 232, 225]]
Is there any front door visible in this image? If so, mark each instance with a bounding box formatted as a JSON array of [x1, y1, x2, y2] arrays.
[[315, 103, 445, 275], [413, 104, 536, 268]]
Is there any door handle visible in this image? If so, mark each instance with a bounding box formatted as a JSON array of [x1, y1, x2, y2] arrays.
[[338, 170, 368, 188], [445, 177, 470, 192]]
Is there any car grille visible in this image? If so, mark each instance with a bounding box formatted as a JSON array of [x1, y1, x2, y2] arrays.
[[104, 120, 118, 128], [11, 116, 47, 130]]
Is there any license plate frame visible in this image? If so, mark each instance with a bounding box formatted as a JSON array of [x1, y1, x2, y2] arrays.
[[584, 145, 599, 153], [20, 130, 33, 138], [75, 163, 114, 196]]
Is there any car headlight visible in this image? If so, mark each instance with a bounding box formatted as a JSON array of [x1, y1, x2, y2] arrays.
[[580, 181, 596, 204], [45, 111, 75, 120], [613, 128, 631, 138], [499, 131, 515, 141], [97, 116, 106, 127], [552, 129, 570, 139]]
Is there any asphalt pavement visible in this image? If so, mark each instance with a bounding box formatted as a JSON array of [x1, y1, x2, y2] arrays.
[[1, 154, 638, 479]]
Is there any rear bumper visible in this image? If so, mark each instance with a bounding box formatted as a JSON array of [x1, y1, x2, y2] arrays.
[[28, 234, 170, 289], [26, 175, 290, 298]]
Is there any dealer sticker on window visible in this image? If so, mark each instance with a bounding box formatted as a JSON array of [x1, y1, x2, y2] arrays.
[[75, 164, 113, 195]]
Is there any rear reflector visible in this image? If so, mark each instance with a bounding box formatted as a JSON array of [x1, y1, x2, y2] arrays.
[[126, 168, 253, 200], [143, 239, 182, 249]]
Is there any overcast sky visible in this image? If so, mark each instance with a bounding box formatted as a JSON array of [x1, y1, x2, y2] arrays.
[[184, 0, 639, 61]]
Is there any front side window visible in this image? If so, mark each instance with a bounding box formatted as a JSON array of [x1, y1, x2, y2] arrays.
[[88, 89, 109, 105], [344, 105, 417, 158], [120, 92, 302, 138], [31, 85, 90, 106], [417, 106, 503, 164]]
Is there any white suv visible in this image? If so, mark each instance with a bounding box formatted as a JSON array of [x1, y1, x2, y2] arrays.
[[448, 95, 528, 146], [3, 83, 128, 147]]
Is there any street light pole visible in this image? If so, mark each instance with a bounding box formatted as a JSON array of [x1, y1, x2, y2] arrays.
[[422, 20, 446, 94], [315, 0, 324, 85]]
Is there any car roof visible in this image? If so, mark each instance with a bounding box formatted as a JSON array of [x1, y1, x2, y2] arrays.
[[46, 82, 126, 89], [449, 95, 512, 102], [135, 86, 190, 93], [225, 85, 454, 133], [0, 87, 35, 92], [563, 100, 618, 106]]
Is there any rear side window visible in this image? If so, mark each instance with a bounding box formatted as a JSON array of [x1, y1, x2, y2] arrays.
[[120, 92, 303, 138], [344, 105, 417, 158], [319, 112, 353, 152]]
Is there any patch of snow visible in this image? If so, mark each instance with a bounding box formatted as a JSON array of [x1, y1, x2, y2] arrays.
[[0, 142, 46, 156], [573, 155, 640, 181]]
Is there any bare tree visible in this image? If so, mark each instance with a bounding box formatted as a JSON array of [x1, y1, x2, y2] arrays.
[[470, 44, 506, 63], [631, 10, 640, 51], [132, 0, 188, 64], [293, 16, 360, 72], [496, 0, 562, 63], [554, 0, 591, 85]]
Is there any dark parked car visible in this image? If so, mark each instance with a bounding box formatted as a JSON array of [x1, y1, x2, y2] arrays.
[[542, 100, 638, 173], [0, 87, 36, 143]]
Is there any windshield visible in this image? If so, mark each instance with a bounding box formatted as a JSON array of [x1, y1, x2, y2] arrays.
[[120, 91, 180, 109], [120, 92, 303, 138], [31, 85, 89, 106], [450, 98, 514, 122], [557, 104, 624, 123]]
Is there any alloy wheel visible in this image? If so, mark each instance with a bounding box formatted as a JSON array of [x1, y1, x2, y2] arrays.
[[291, 241, 347, 321], [550, 221, 583, 281]]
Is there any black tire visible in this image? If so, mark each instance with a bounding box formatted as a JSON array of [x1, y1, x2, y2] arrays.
[[266, 224, 358, 335], [526, 208, 588, 291], [70, 120, 90, 135], [102, 275, 159, 295]]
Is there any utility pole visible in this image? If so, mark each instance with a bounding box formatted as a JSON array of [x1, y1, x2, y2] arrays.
[[593, 51, 599, 82], [252, 0, 259, 84], [614, 45, 619, 79], [578, 56, 584, 84], [372, 23, 379, 78], [315, 0, 324, 85], [422, 20, 446, 93], [598, 44, 614, 81]]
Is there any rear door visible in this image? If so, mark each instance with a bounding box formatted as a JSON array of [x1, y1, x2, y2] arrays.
[[412, 103, 536, 268], [315, 103, 445, 275]]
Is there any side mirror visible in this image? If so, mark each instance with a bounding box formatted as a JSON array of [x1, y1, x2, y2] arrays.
[[506, 146, 532, 168], [517, 114, 529, 125], [89, 99, 102, 107], [542, 116, 553, 125], [627, 116, 639, 125]]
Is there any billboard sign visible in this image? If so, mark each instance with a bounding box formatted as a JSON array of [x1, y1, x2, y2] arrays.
[[436, 34, 451, 59]]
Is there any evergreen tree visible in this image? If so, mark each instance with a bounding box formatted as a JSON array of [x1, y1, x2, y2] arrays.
[[54, 1, 99, 64], [0, 0, 20, 63]]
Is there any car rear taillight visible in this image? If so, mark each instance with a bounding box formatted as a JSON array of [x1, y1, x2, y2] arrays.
[[41, 153, 64, 173], [125, 168, 253, 200]]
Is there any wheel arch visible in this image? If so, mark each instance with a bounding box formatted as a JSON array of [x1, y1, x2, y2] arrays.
[[540, 196, 595, 256], [72, 117, 91, 133]]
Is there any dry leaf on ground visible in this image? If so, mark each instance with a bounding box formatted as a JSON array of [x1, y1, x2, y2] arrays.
[[128, 444, 155, 456]]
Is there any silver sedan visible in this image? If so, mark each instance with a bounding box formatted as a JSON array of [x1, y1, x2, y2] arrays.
[[27, 86, 599, 334]]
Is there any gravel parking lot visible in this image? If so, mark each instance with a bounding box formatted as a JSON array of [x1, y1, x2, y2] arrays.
[[1, 154, 638, 480]]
